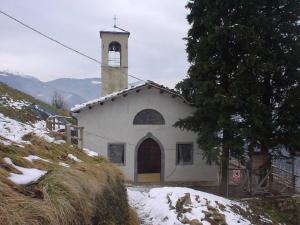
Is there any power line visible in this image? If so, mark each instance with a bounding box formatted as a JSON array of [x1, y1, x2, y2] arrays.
[[0, 9, 174, 87], [0, 9, 102, 65]]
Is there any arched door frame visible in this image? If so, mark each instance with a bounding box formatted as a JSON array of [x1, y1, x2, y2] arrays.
[[134, 132, 165, 182]]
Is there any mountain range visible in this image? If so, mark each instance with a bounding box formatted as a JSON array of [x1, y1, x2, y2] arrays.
[[0, 71, 101, 109]]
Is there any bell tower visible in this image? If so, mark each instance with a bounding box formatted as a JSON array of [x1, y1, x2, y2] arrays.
[[100, 30, 130, 96]]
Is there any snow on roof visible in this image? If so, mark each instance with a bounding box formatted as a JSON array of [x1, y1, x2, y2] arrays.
[[70, 81, 189, 112]]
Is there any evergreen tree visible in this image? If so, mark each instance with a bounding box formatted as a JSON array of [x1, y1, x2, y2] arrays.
[[176, 0, 300, 195]]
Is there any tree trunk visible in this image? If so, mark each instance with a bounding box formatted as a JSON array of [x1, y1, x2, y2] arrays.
[[249, 147, 253, 196], [220, 146, 229, 196]]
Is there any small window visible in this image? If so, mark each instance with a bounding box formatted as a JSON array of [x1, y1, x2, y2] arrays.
[[176, 143, 193, 165], [133, 109, 165, 125], [108, 143, 125, 164]]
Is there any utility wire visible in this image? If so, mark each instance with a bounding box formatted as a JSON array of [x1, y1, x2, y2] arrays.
[[0, 9, 182, 92], [0, 9, 102, 64]]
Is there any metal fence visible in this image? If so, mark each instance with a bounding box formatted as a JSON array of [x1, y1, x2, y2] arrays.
[[273, 158, 300, 192]]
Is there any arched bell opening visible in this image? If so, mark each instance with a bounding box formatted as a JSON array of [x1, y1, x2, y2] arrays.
[[108, 41, 121, 67]]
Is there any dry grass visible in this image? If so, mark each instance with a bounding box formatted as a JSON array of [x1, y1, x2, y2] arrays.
[[0, 136, 138, 225]]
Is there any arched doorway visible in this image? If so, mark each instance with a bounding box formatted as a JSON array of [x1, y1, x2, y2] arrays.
[[137, 138, 161, 182]]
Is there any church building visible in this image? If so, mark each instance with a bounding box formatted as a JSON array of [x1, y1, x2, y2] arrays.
[[71, 29, 219, 184]]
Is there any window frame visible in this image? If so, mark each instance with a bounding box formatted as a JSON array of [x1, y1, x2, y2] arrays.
[[133, 109, 165, 125], [176, 142, 193, 165], [107, 142, 126, 166]]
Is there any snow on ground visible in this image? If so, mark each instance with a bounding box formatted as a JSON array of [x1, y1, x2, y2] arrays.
[[0, 113, 55, 146], [3, 157, 47, 185], [59, 162, 70, 168], [127, 187, 267, 225], [83, 148, 98, 157], [23, 155, 49, 162], [54, 140, 66, 144], [67, 154, 82, 162], [0, 95, 30, 110]]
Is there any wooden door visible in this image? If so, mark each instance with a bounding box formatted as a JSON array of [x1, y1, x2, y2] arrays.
[[138, 138, 161, 181]]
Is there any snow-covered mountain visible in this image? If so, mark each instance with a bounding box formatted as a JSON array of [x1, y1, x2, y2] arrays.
[[0, 72, 102, 109]]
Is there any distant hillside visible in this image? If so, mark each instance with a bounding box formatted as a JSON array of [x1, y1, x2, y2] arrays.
[[0, 72, 102, 109], [46, 77, 101, 101]]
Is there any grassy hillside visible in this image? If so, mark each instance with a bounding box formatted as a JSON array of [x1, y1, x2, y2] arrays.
[[0, 82, 68, 123], [0, 82, 138, 225], [0, 139, 138, 225]]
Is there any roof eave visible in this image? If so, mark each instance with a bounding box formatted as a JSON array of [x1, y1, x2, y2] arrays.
[[70, 82, 192, 112]]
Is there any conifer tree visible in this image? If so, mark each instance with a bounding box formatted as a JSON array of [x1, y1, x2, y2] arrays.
[[176, 0, 300, 195]]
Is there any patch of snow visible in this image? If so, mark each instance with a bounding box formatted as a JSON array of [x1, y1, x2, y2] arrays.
[[37, 133, 55, 143], [0, 73, 8, 76], [231, 114, 245, 123], [0, 114, 60, 146], [127, 187, 257, 225], [67, 154, 82, 162], [32, 121, 55, 143], [59, 162, 70, 168], [0, 113, 32, 145], [54, 140, 66, 144], [0, 139, 12, 146], [23, 155, 49, 163], [3, 157, 47, 185], [16, 144, 25, 148], [91, 80, 101, 84], [0, 95, 30, 109], [83, 148, 98, 157]]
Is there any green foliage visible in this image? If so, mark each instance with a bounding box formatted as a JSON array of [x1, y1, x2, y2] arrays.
[[176, 0, 300, 163]]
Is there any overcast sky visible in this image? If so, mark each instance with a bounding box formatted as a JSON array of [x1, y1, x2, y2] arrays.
[[0, 0, 190, 87]]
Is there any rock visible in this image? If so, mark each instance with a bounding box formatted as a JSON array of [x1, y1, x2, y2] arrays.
[[181, 216, 190, 224], [167, 193, 175, 210], [183, 193, 192, 205], [181, 217, 203, 225], [189, 219, 203, 225], [195, 195, 201, 203], [176, 193, 193, 218], [213, 213, 225, 221], [202, 210, 212, 218], [207, 204, 215, 211]]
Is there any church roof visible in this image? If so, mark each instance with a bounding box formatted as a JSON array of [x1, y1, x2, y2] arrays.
[[70, 81, 190, 113]]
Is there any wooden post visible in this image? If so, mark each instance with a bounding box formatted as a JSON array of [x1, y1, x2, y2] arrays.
[[66, 124, 71, 145], [46, 119, 49, 130], [249, 149, 253, 196], [79, 127, 84, 149], [58, 118, 60, 129], [52, 117, 55, 131], [292, 157, 296, 194]]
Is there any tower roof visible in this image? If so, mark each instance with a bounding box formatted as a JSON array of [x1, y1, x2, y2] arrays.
[[100, 30, 130, 38]]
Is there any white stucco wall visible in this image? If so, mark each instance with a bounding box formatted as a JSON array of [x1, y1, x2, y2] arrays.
[[74, 87, 219, 185]]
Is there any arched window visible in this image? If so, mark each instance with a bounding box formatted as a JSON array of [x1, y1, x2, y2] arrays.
[[133, 109, 165, 125], [108, 41, 121, 67]]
